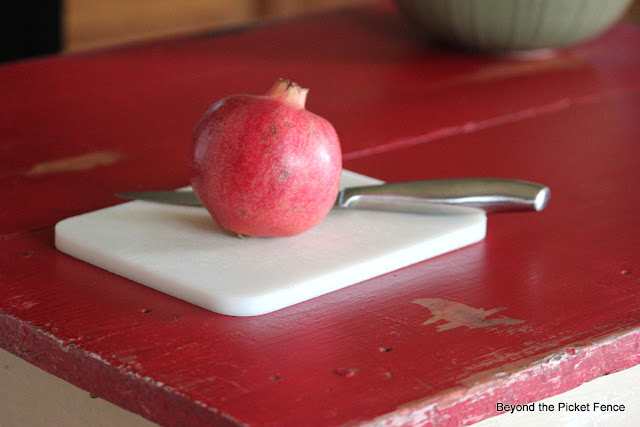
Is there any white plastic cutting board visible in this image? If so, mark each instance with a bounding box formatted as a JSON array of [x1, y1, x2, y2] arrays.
[[55, 170, 486, 316]]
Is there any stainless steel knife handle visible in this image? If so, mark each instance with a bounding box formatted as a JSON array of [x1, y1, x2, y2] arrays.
[[336, 178, 550, 213]]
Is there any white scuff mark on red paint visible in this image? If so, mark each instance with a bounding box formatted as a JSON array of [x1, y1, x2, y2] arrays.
[[412, 298, 525, 332], [26, 150, 122, 176]]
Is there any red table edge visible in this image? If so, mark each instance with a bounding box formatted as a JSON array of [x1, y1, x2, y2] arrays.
[[2, 307, 639, 426], [376, 329, 640, 425]]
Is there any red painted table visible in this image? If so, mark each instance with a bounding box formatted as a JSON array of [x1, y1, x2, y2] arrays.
[[1, 3, 639, 426]]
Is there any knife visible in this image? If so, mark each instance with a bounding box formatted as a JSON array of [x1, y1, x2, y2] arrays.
[[117, 178, 549, 214]]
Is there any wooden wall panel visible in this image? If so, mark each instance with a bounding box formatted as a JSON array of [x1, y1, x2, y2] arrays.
[[63, 0, 370, 52]]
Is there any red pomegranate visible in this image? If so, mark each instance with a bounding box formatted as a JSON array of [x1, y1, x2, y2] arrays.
[[189, 79, 342, 237]]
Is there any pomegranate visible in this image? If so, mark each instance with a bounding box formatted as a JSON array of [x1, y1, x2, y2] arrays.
[[189, 79, 342, 237]]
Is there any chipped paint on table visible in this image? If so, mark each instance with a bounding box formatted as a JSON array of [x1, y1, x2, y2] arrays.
[[412, 298, 525, 332], [26, 151, 123, 176]]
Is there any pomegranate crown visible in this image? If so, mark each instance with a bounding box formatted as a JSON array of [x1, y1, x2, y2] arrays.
[[266, 78, 309, 109]]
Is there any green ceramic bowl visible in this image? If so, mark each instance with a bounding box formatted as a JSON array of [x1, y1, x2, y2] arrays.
[[395, 0, 633, 52]]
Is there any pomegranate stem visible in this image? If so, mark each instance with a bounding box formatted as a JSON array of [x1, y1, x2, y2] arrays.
[[266, 78, 308, 109]]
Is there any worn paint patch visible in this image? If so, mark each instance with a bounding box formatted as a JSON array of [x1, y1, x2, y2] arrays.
[[412, 298, 525, 332], [472, 54, 586, 82], [26, 151, 122, 176]]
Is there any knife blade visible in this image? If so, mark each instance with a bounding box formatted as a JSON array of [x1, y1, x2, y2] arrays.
[[117, 178, 549, 214]]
